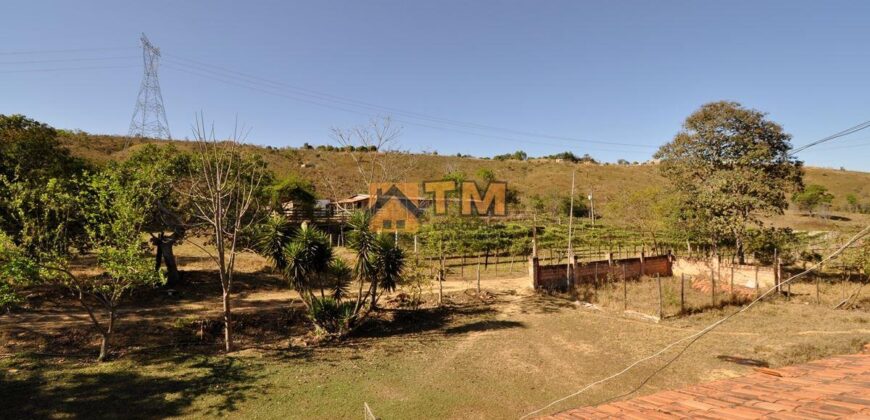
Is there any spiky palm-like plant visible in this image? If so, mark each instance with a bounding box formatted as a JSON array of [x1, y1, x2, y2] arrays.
[[373, 233, 405, 307], [347, 210, 377, 312], [283, 224, 332, 302], [256, 214, 295, 270]]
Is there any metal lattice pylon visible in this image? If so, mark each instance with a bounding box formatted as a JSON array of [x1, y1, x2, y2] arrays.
[[128, 33, 171, 143]]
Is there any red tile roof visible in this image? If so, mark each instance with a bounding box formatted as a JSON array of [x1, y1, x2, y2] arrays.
[[541, 345, 870, 419]]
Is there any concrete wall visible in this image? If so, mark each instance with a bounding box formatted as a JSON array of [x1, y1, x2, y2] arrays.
[[671, 257, 775, 289]]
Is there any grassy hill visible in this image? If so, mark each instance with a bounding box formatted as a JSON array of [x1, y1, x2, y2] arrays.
[[60, 133, 870, 231]]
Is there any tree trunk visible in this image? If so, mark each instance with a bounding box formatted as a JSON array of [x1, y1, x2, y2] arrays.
[[97, 308, 115, 362], [223, 290, 233, 352], [161, 241, 181, 287], [98, 333, 110, 362], [153, 233, 181, 288], [370, 279, 378, 310]]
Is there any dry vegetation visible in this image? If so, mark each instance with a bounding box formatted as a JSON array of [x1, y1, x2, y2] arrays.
[[0, 133, 864, 419], [1, 240, 868, 419], [61, 134, 870, 227]]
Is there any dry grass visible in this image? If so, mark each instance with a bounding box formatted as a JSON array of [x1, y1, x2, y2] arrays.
[[1, 252, 868, 419], [61, 134, 870, 229]]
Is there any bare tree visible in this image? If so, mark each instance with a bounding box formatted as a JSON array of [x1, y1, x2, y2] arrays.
[[328, 116, 418, 197], [186, 117, 268, 352]]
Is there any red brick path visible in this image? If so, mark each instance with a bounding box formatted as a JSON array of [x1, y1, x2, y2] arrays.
[[543, 346, 870, 419]]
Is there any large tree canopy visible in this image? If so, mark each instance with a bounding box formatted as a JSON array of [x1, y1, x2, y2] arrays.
[[655, 101, 803, 259], [0, 114, 85, 182]]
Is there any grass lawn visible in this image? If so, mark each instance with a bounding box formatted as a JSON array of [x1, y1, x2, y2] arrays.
[[2, 277, 867, 419]]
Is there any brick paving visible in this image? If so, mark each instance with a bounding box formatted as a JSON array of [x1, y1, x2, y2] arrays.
[[542, 346, 870, 419]]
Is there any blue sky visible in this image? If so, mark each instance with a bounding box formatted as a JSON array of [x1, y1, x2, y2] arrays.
[[2, 1, 870, 170]]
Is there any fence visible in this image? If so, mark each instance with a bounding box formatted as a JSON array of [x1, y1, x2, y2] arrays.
[[530, 253, 673, 290], [672, 257, 777, 290]]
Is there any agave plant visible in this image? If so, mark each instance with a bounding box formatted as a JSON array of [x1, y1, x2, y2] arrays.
[[373, 233, 405, 301], [283, 224, 332, 301], [256, 214, 296, 270], [346, 210, 377, 311]]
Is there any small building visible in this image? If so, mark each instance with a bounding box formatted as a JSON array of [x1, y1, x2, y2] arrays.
[[332, 194, 370, 216]]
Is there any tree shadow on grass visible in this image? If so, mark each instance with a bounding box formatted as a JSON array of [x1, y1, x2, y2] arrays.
[[0, 354, 259, 420], [444, 319, 525, 335], [349, 305, 499, 340]]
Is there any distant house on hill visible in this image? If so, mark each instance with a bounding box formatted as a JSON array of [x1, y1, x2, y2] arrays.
[[333, 184, 432, 232], [332, 194, 370, 216]]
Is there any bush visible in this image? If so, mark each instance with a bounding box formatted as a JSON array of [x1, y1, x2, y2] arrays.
[[493, 150, 527, 161], [744, 227, 800, 265], [308, 297, 355, 335]]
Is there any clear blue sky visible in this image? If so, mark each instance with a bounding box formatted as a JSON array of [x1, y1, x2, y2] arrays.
[[3, 1, 870, 170]]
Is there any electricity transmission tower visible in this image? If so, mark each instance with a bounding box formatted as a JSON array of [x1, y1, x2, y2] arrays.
[[128, 33, 171, 144]]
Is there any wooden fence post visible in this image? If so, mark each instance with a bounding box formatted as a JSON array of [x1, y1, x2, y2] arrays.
[[640, 248, 645, 277], [710, 266, 716, 307], [477, 260, 482, 295], [594, 263, 599, 291], [622, 264, 628, 311], [529, 255, 539, 289], [755, 265, 760, 299], [730, 263, 735, 300], [680, 273, 685, 314], [774, 249, 780, 293], [657, 274, 663, 319]]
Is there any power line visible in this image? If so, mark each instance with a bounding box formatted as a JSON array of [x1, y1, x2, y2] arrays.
[[0, 46, 136, 55], [162, 53, 656, 150], [0, 64, 139, 74], [520, 224, 870, 419], [162, 62, 647, 154], [0, 56, 138, 65], [791, 119, 870, 155]]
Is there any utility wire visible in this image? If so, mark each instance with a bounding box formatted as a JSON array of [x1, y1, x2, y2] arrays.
[[0, 64, 139, 74], [791, 119, 870, 155], [520, 224, 870, 419], [162, 53, 655, 150], [162, 63, 646, 154], [0, 56, 138, 65], [0, 46, 136, 55]]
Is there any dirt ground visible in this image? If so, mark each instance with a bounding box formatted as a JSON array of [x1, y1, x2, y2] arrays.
[[1, 242, 868, 419]]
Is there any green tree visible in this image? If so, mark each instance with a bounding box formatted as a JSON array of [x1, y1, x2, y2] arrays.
[[0, 115, 88, 253], [0, 169, 163, 361], [846, 194, 859, 212], [114, 144, 192, 287], [559, 194, 590, 219], [0, 114, 85, 182], [266, 175, 317, 216], [444, 170, 467, 185], [655, 101, 803, 262], [493, 150, 527, 161], [792, 184, 834, 217], [604, 186, 678, 248], [476, 168, 496, 183]]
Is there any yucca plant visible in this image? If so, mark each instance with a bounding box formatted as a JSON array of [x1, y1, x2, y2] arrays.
[[372, 233, 406, 307], [283, 224, 332, 302]]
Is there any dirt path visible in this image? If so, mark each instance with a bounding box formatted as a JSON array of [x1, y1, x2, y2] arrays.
[[0, 275, 533, 340]]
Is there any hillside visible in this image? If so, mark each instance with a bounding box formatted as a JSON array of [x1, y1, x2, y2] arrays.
[[60, 133, 870, 230]]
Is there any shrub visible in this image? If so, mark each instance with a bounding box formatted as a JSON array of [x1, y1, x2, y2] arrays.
[[307, 296, 355, 335]]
